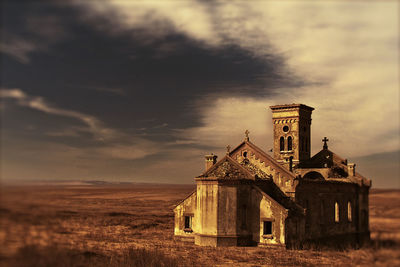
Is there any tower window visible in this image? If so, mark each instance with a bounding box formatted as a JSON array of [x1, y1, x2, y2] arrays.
[[283, 125, 289, 132], [335, 202, 340, 223], [243, 151, 247, 158], [287, 136, 293, 151], [280, 137, 285, 151]]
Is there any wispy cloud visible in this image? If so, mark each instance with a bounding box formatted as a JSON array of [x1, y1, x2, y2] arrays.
[[1, 15, 69, 64], [0, 34, 37, 64], [85, 86, 126, 96], [0, 88, 117, 140]]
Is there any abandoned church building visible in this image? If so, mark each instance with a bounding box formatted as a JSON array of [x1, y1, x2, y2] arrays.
[[174, 104, 371, 248]]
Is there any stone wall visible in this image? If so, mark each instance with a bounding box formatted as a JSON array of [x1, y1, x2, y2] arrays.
[[295, 180, 370, 246]]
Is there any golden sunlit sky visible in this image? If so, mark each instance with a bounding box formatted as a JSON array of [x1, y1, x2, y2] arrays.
[[1, 0, 399, 187]]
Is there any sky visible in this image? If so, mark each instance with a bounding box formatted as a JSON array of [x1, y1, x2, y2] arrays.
[[1, 0, 399, 188]]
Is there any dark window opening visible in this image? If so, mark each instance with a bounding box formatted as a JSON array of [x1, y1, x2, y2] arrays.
[[283, 125, 289, 132], [263, 221, 272, 235], [185, 216, 192, 229], [243, 151, 247, 158], [288, 136, 293, 151], [280, 137, 285, 151]]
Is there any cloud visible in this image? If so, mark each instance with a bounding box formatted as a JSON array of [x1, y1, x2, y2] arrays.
[[73, 0, 220, 46], [178, 90, 398, 159], [0, 88, 117, 140], [77, 0, 397, 158], [0, 34, 37, 64], [96, 143, 161, 160], [86, 86, 126, 96], [1, 12, 69, 63]]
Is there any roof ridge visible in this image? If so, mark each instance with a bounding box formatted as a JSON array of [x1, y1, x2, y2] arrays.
[[244, 140, 296, 178], [197, 154, 255, 179]]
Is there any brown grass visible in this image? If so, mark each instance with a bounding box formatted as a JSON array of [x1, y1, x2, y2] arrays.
[[0, 184, 399, 266]]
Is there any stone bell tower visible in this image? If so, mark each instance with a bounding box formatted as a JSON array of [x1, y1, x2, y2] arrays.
[[269, 104, 314, 171]]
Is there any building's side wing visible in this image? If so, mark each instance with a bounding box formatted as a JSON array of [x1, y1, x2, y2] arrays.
[[174, 190, 197, 237], [251, 185, 288, 246]]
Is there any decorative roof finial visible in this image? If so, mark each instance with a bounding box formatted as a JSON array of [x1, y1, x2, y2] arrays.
[[244, 129, 250, 141], [226, 145, 231, 155], [322, 137, 329, 149]]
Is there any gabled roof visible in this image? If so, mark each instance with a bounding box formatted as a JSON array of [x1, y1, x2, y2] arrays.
[[255, 180, 305, 216], [298, 148, 347, 169], [229, 139, 296, 179], [173, 190, 196, 210], [197, 155, 255, 180], [297, 148, 371, 186]]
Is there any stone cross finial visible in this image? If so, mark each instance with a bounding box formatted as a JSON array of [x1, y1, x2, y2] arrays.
[[322, 137, 329, 149], [245, 129, 250, 141], [226, 145, 231, 154]]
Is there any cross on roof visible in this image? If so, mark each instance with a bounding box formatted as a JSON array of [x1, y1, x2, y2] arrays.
[[245, 129, 250, 141], [322, 137, 329, 149]]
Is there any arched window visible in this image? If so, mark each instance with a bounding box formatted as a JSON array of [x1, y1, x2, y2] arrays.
[[287, 136, 293, 151], [335, 202, 340, 223], [280, 137, 284, 151], [347, 201, 352, 222]]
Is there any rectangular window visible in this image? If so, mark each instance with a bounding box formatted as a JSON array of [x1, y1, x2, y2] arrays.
[[263, 221, 272, 235], [184, 216, 192, 229]]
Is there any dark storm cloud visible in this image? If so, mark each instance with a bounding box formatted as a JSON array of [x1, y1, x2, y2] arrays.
[[1, 0, 303, 145]]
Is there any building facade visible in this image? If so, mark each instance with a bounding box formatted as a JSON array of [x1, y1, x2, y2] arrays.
[[174, 104, 371, 248]]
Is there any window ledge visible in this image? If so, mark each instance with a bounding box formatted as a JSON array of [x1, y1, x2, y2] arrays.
[[184, 228, 193, 233], [262, 234, 273, 239]]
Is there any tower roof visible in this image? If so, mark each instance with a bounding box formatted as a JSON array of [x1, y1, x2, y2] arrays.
[[270, 103, 314, 111]]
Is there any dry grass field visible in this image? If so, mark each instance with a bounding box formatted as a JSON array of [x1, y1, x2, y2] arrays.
[[0, 182, 399, 266]]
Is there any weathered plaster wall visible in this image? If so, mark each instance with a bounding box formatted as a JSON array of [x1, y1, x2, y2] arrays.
[[195, 181, 219, 246], [252, 186, 288, 246], [174, 191, 197, 237], [217, 184, 237, 236]]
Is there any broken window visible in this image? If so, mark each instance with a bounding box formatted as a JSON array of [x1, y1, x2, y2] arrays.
[[335, 202, 340, 223], [263, 221, 272, 235], [184, 216, 192, 229], [347, 201, 352, 222], [287, 136, 293, 151]]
